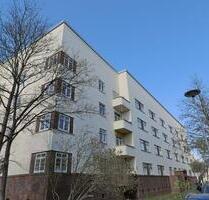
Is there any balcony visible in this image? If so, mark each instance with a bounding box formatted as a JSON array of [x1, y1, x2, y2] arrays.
[[112, 97, 130, 112], [113, 120, 132, 134], [115, 145, 135, 158]]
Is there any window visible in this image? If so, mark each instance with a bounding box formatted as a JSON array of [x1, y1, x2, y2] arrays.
[[174, 168, 177, 173], [137, 118, 146, 131], [98, 80, 105, 93], [186, 157, 189, 163], [99, 128, 107, 144], [39, 113, 51, 131], [162, 133, 168, 143], [181, 155, 185, 163], [149, 110, 156, 120], [166, 150, 171, 159], [34, 153, 46, 173], [99, 102, 106, 116], [175, 130, 179, 138], [174, 153, 179, 162], [58, 114, 71, 132], [172, 139, 176, 147], [143, 163, 152, 175], [114, 112, 121, 121], [44, 82, 55, 95], [155, 145, 162, 156], [135, 99, 144, 112], [46, 51, 76, 72], [116, 136, 124, 146], [54, 152, 68, 173], [152, 127, 159, 138], [61, 81, 75, 100], [157, 165, 164, 176], [169, 167, 172, 175], [168, 125, 173, 133], [160, 118, 165, 128], [140, 139, 150, 152]]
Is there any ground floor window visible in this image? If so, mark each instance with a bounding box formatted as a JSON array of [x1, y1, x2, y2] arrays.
[[54, 152, 68, 173], [157, 165, 164, 176], [143, 162, 152, 175], [34, 153, 46, 173]]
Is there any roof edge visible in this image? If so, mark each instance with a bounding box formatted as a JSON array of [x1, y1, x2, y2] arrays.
[[47, 20, 118, 73], [119, 70, 185, 128]]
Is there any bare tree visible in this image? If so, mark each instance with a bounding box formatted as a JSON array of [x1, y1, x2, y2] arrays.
[[0, 1, 96, 199], [181, 78, 209, 159], [190, 160, 206, 179], [49, 132, 137, 200]]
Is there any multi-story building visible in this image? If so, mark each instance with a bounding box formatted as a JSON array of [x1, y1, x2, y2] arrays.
[[7, 21, 193, 182]]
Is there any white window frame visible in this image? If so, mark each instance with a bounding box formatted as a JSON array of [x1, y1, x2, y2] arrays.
[[34, 152, 46, 173], [155, 145, 162, 156], [149, 110, 155, 120], [135, 99, 144, 112], [152, 127, 159, 138], [140, 139, 149, 152], [116, 136, 124, 146], [39, 113, 51, 131], [54, 152, 68, 173], [61, 81, 72, 98], [99, 128, 107, 144], [58, 114, 70, 132], [44, 82, 55, 95], [143, 163, 152, 175], [99, 102, 106, 116], [157, 165, 164, 176], [137, 118, 146, 131]]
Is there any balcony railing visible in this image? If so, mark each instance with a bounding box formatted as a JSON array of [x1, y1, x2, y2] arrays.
[[113, 119, 132, 134], [115, 145, 135, 158], [112, 96, 130, 113]]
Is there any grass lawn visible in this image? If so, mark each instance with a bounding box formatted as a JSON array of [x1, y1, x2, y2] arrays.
[[145, 189, 198, 200]]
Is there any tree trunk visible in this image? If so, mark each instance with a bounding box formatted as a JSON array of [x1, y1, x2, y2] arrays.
[[0, 140, 12, 200]]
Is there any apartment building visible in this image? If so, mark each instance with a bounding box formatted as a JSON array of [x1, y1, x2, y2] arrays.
[[6, 21, 193, 182]]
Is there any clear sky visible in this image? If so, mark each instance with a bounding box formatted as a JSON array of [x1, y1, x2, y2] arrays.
[[1, 0, 209, 121]]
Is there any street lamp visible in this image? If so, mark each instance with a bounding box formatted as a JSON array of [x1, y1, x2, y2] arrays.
[[184, 89, 209, 179], [184, 89, 201, 98]]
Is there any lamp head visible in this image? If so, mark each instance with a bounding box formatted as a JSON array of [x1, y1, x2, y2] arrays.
[[184, 89, 201, 98]]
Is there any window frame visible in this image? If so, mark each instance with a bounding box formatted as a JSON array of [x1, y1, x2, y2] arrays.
[[157, 165, 164, 176], [58, 114, 70, 133], [98, 79, 105, 93], [143, 162, 152, 175], [140, 139, 150, 152], [135, 99, 144, 112], [99, 128, 107, 144], [155, 145, 162, 157], [99, 102, 106, 117], [137, 118, 147, 131], [54, 152, 68, 173], [34, 152, 46, 173], [160, 118, 166, 128], [39, 113, 51, 131], [152, 127, 159, 138], [61, 81, 73, 98], [149, 110, 156, 121]]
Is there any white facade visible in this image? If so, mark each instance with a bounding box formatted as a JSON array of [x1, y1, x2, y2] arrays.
[[7, 21, 193, 177]]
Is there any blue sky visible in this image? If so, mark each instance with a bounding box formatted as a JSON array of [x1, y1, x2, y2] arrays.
[[1, 0, 209, 121]]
